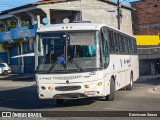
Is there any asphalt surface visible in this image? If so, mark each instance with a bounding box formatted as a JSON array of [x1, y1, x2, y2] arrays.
[[0, 74, 160, 119], [0, 74, 34, 81]]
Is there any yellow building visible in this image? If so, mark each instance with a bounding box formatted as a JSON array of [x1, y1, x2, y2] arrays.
[[135, 34, 160, 76], [135, 34, 160, 46]]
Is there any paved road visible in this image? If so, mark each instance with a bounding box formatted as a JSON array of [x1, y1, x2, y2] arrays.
[[0, 75, 160, 119]]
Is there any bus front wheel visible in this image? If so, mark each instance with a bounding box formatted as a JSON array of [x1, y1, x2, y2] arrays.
[[3, 71, 8, 75], [105, 78, 115, 101]]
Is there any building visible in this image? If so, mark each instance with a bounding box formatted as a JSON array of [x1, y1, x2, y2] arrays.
[[131, 0, 160, 35], [131, 0, 160, 76], [0, 0, 134, 73]]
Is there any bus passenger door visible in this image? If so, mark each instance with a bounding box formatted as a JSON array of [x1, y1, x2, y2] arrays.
[[101, 27, 110, 95]]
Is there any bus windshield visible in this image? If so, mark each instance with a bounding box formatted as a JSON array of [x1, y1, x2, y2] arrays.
[[37, 31, 102, 73]]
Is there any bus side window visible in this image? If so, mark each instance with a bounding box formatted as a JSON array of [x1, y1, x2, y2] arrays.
[[101, 29, 109, 68], [131, 38, 135, 54], [133, 39, 137, 54], [128, 38, 131, 54], [124, 36, 128, 54], [131, 38, 134, 54], [120, 35, 125, 53], [108, 30, 115, 53], [129, 38, 132, 54], [114, 32, 119, 53], [117, 33, 121, 53], [127, 37, 131, 54]]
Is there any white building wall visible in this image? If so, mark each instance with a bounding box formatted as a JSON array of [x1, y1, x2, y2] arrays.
[[37, 0, 133, 35]]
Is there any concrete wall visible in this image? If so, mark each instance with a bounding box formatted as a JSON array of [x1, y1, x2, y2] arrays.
[[139, 59, 151, 76], [131, 0, 160, 35], [81, 0, 133, 35], [139, 58, 160, 76], [37, 0, 133, 35], [131, 0, 160, 25]]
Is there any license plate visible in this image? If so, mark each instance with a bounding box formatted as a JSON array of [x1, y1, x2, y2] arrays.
[[84, 91, 96, 95]]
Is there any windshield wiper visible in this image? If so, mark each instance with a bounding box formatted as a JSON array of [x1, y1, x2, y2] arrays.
[[47, 63, 56, 73], [70, 59, 84, 72], [47, 63, 67, 73]]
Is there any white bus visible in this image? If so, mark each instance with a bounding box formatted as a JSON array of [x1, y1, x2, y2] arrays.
[[35, 23, 139, 105]]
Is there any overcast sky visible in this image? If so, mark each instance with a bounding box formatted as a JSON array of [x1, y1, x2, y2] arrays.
[[0, 0, 140, 12]]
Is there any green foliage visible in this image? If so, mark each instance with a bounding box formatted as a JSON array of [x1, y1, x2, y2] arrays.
[[7, 20, 16, 30], [0, 26, 5, 32], [0, 20, 30, 32], [22, 21, 30, 26], [0, 21, 5, 32]]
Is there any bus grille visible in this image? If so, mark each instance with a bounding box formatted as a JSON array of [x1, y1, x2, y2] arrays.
[[55, 86, 81, 91], [53, 75, 82, 80]]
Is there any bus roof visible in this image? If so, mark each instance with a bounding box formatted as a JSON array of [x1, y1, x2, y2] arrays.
[[37, 23, 134, 38]]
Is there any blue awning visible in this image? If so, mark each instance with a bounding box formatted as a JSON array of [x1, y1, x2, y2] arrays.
[[11, 24, 37, 40], [0, 24, 37, 43], [0, 31, 11, 42]]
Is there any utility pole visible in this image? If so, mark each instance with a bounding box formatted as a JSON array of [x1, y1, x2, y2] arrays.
[[117, 0, 121, 30]]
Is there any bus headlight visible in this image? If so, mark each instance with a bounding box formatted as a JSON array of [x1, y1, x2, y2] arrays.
[[84, 85, 89, 88], [48, 86, 53, 90], [98, 82, 102, 86]]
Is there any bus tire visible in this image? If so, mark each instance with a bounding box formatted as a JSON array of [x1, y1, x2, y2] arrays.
[[3, 71, 8, 75], [56, 99, 64, 105], [126, 73, 133, 90], [105, 78, 115, 101]]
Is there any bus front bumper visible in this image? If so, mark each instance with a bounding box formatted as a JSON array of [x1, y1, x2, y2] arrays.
[[37, 80, 105, 100], [53, 93, 88, 99]]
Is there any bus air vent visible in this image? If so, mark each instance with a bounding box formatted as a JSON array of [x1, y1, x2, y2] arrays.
[[55, 86, 81, 91], [53, 75, 82, 80]]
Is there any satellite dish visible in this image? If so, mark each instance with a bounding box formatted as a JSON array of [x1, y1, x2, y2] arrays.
[[42, 18, 49, 25], [63, 18, 70, 23], [34, 21, 38, 24]]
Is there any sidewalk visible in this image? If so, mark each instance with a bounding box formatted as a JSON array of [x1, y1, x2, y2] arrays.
[[138, 75, 160, 94], [137, 74, 160, 83], [153, 85, 160, 94]]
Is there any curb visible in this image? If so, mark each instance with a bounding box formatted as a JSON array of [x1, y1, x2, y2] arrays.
[[137, 75, 160, 82], [0, 75, 35, 81]]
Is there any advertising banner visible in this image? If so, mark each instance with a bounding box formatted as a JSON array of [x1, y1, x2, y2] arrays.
[[10, 24, 37, 40], [0, 31, 11, 42]]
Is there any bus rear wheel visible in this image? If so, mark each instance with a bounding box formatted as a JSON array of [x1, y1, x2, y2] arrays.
[[56, 99, 64, 105], [105, 78, 115, 101], [126, 74, 133, 90]]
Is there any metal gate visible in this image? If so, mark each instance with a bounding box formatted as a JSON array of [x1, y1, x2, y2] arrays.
[[9, 45, 19, 73], [9, 45, 18, 65], [23, 41, 35, 73], [0, 52, 8, 63]]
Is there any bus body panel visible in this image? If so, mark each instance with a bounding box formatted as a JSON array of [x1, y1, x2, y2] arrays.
[[37, 74, 106, 99], [103, 54, 139, 92]]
